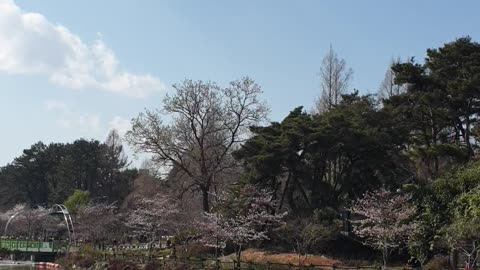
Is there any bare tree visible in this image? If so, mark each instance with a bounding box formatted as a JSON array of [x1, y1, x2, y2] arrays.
[[378, 57, 405, 100], [282, 218, 337, 266], [99, 129, 130, 201], [126, 77, 268, 212], [315, 45, 353, 113]]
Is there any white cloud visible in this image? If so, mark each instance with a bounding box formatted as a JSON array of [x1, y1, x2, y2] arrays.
[[0, 0, 165, 98], [108, 116, 131, 137], [44, 99, 100, 131], [78, 114, 100, 130], [55, 114, 100, 131], [44, 99, 70, 114]]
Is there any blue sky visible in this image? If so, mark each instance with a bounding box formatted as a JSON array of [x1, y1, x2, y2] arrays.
[[1, 0, 479, 166]]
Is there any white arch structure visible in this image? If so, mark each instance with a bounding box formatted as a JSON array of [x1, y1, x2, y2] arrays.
[[52, 204, 75, 244], [3, 212, 21, 236], [3, 204, 75, 245]]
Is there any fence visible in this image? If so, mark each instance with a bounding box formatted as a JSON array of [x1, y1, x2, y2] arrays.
[[0, 238, 69, 253], [89, 251, 382, 270]]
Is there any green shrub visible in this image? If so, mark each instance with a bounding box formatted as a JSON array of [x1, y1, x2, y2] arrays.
[[64, 190, 90, 214]]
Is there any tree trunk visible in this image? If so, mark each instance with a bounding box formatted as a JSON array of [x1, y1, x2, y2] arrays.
[[236, 245, 242, 267], [465, 118, 473, 156], [202, 188, 210, 212], [279, 172, 291, 210], [383, 246, 388, 269]]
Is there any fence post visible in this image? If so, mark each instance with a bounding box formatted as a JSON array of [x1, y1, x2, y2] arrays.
[[288, 263, 292, 270]]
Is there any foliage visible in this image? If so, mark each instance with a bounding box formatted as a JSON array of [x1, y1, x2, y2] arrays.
[[64, 190, 90, 214], [384, 37, 480, 180], [349, 188, 417, 268], [0, 134, 137, 208], [235, 92, 409, 214], [407, 161, 480, 262], [444, 188, 480, 269], [4, 36, 480, 268]]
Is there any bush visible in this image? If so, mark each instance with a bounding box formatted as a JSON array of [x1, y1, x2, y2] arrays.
[[424, 256, 449, 270], [56, 253, 96, 270], [64, 190, 90, 214], [56, 254, 79, 269], [162, 261, 194, 270], [144, 261, 161, 270], [79, 244, 104, 259], [0, 248, 10, 258], [178, 242, 215, 258], [107, 259, 140, 270], [77, 256, 95, 268]]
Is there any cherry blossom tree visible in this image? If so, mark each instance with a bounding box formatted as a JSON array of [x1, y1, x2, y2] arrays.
[[2, 204, 56, 239], [349, 188, 417, 269], [75, 203, 118, 246], [199, 185, 286, 266], [126, 195, 179, 245]]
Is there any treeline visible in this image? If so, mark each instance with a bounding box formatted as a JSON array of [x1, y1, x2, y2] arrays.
[[238, 36, 480, 207], [229, 36, 480, 265], [1, 36, 480, 267], [0, 130, 137, 209]]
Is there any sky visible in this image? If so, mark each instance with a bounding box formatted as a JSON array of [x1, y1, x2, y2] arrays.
[[0, 0, 479, 166]]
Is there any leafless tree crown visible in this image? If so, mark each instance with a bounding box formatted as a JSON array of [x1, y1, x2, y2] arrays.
[[126, 77, 268, 211], [378, 57, 406, 100], [315, 46, 353, 113]]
